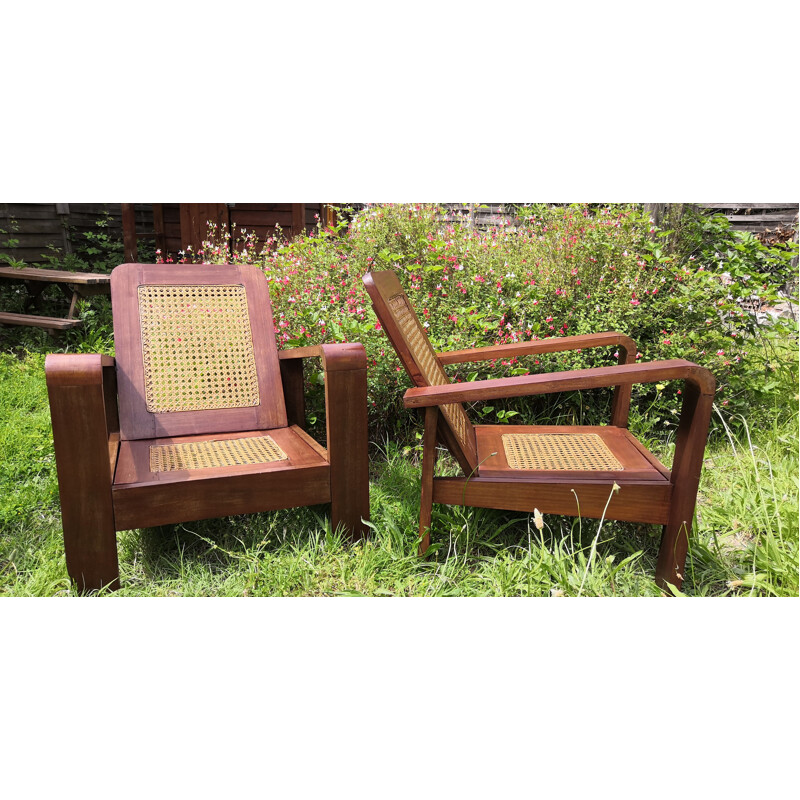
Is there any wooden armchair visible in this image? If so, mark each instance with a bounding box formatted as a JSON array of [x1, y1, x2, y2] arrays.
[[46, 263, 369, 591], [363, 270, 715, 591]]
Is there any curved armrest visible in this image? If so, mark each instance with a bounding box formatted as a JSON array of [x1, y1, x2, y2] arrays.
[[403, 359, 715, 408], [319, 342, 368, 372], [45, 353, 115, 385], [436, 332, 637, 365], [45, 353, 119, 487]]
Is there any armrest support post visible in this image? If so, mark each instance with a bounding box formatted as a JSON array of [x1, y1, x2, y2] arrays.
[[279, 346, 323, 428], [609, 336, 637, 427]]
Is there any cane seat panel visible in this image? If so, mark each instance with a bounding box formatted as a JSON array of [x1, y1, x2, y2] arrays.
[[149, 434, 287, 472], [474, 425, 670, 481], [503, 432, 624, 471]]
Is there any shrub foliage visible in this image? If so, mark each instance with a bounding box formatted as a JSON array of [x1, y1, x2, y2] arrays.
[[172, 203, 797, 440]]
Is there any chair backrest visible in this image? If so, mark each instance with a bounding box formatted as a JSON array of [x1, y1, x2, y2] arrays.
[[112, 263, 287, 440], [363, 270, 478, 473]]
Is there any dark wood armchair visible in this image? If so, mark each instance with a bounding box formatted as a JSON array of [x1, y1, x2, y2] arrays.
[[363, 270, 714, 591], [46, 263, 369, 591]]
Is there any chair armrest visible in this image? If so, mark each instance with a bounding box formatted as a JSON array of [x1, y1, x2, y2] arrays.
[[278, 345, 323, 361], [403, 359, 715, 408], [436, 332, 637, 365], [45, 354, 119, 497], [319, 343, 368, 372], [278, 344, 367, 427], [278, 347, 321, 427]]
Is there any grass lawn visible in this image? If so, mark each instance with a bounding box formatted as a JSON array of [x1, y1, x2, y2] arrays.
[[1, 343, 797, 598]]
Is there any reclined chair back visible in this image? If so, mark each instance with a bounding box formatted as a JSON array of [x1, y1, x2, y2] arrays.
[[363, 270, 477, 473], [112, 263, 287, 441]]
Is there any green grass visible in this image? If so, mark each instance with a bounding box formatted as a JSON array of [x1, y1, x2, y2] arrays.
[[1, 340, 797, 596]]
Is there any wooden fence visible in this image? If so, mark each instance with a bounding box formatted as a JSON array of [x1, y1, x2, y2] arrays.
[[696, 203, 798, 233], [0, 203, 327, 265]]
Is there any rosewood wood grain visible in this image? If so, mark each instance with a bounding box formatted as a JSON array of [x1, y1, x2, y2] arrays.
[[656, 376, 715, 590], [404, 360, 714, 407], [432, 477, 672, 525], [45, 354, 120, 592], [47, 264, 372, 590], [609, 336, 636, 427], [621, 429, 671, 479], [113, 464, 331, 531], [279, 344, 324, 429], [362, 269, 715, 594], [279, 355, 306, 429], [436, 332, 637, 365], [321, 343, 370, 540], [290, 424, 328, 460], [112, 263, 288, 440], [280, 343, 371, 536]]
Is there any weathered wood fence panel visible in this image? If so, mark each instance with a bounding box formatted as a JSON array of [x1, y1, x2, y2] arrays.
[[0, 203, 155, 265], [0, 203, 325, 266], [697, 203, 798, 233]]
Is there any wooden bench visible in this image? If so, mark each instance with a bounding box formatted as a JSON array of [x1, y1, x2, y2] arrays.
[[0, 312, 83, 333], [0, 266, 111, 333]]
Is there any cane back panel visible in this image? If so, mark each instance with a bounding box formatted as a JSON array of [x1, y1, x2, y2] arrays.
[[363, 271, 478, 471], [112, 263, 288, 441]]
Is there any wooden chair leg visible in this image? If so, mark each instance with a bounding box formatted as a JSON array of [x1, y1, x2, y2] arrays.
[[322, 344, 370, 541], [61, 492, 119, 593], [655, 378, 714, 593], [418, 407, 439, 555]]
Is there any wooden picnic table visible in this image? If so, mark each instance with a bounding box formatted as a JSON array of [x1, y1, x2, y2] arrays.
[[0, 266, 111, 334]]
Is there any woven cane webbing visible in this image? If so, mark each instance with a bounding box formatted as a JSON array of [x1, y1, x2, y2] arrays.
[[502, 433, 624, 471], [149, 435, 287, 472], [387, 293, 472, 450], [138, 284, 260, 413]]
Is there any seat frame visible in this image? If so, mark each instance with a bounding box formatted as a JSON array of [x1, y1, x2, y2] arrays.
[[46, 264, 369, 592], [364, 270, 714, 592]]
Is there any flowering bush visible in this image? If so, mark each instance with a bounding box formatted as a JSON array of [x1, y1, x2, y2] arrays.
[[168, 204, 797, 439]]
